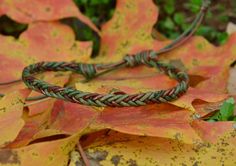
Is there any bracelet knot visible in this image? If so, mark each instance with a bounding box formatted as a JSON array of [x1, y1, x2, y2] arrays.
[[123, 50, 158, 67], [76, 63, 97, 79]]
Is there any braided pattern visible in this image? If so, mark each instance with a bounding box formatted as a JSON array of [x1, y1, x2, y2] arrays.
[[22, 53, 189, 107], [25, 62, 97, 79]]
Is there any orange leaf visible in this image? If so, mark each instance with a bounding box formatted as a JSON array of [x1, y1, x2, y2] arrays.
[[7, 98, 62, 148], [91, 104, 202, 144], [172, 88, 227, 113], [192, 120, 236, 143], [49, 101, 200, 144], [50, 100, 98, 135], [0, 0, 99, 33], [97, 0, 166, 62], [0, 21, 92, 94], [160, 35, 236, 92]]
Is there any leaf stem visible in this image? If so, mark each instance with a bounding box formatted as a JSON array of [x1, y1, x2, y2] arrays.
[[77, 141, 91, 166], [0, 79, 22, 85]]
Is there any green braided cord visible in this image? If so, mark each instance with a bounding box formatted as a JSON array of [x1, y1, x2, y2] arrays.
[[22, 50, 189, 107]]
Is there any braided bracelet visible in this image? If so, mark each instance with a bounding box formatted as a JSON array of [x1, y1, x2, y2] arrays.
[[22, 50, 189, 107], [22, 0, 211, 107]]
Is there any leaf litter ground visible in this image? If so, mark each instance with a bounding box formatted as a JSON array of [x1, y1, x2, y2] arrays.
[[0, 0, 235, 165]]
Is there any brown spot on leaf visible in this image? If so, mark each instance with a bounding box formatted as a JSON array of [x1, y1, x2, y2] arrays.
[[0, 107, 6, 113], [45, 7, 51, 12], [111, 155, 123, 166], [127, 159, 137, 166], [0, 149, 20, 164], [193, 161, 200, 166], [89, 150, 108, 162], [189, 75, 208, 87]]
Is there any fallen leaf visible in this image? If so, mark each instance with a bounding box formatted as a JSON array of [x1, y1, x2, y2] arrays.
[[90, 104, 202, 144], [0, 0, 99, 33], [50, 100, 99, 135], [0, 0, 235, 165], [159, 35, 236, 93], [96, 0, 166, 62], [0, 21, 92, 94], [77, 130, 236, 165], [48, 95, 233, 145], [192, 120, 236, 143], [172, 88, 227, 112], [6, 103, 55, 148], [0, 133, 80, 166], [49, 101, 200, 144], [0, 89, 30, 147]]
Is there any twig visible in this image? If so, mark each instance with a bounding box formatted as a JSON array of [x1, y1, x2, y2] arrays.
[[24, 97, 52, 107], [77, 141, 91, 166]]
